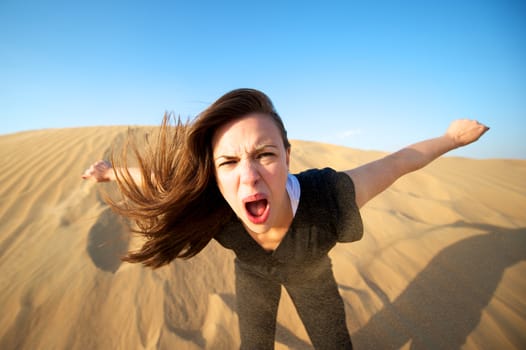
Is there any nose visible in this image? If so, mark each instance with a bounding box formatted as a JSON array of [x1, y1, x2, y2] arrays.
[[239, 159, 260, 185]]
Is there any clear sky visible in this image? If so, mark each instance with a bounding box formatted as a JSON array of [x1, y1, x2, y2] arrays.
[[1, 0, 525, 159]]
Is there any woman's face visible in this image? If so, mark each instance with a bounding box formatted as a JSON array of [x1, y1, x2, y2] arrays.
[[212, 113, 291, 235]]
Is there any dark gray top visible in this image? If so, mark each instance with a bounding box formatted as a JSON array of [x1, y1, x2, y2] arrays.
[[214, 167, 363, 283]]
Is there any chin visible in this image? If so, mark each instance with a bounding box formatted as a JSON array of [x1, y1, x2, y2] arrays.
[[242, 220, 271, 235]]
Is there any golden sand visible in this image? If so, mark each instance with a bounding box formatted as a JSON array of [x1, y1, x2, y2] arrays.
[[1, 127, 525, 349]]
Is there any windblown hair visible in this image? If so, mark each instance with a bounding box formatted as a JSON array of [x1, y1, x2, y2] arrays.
[[109, 88, 290, 268]]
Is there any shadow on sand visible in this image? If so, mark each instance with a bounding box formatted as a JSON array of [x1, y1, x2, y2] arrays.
[[86, 207, 130, 273], [351, 221, 526, 349]]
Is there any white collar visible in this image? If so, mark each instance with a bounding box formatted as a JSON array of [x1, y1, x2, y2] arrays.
[[286, 173, 300, 217]]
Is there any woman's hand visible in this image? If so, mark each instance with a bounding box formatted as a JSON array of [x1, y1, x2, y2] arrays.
[[81, 160, 115, 182], [445, 119, 489, 148]]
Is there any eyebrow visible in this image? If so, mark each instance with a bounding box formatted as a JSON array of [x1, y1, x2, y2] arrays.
[[214, 144, 278, 161]]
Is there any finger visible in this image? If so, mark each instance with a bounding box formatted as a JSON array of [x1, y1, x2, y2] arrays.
[[95, 161, 109, 170], [81, 165, 96, 178], [474, 119, 489, 128], [475, 121, 490, 134]]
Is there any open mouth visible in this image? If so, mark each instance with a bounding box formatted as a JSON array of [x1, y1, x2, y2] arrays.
[[243, 196, 270, 224]]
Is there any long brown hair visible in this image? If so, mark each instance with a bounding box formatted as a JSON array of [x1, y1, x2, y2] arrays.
[[109, 88, 290, 268]]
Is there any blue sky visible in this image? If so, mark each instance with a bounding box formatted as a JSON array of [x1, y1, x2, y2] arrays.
[[1, 0, 525, 159]]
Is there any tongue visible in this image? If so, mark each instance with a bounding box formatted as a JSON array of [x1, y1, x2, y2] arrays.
[[246, 199, 267, 217]]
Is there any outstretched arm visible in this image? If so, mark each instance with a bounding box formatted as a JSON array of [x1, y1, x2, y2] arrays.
[[346, 119, 489, 208], [82, 160, 143, 184]]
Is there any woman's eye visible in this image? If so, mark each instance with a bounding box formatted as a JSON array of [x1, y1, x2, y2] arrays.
[[258, 152, 274, 158], [257, 152, 276, 162], [218, 160, 237, 167]]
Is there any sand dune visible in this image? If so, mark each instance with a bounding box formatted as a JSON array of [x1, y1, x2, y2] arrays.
[[1, 126, 525, 349]]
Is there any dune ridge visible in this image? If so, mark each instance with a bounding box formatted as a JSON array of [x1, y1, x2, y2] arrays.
[[0, 127, 525, 349]]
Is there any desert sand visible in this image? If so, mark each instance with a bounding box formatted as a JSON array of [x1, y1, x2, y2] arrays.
[[0, 126, 525, 350]]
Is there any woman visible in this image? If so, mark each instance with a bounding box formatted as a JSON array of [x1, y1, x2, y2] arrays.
[[82, 88, 488, 349]]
